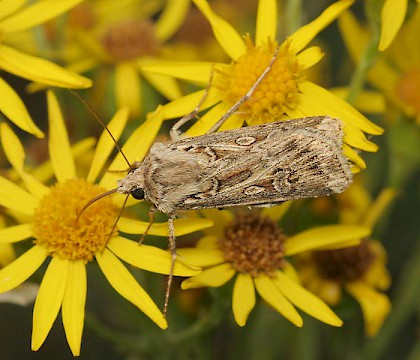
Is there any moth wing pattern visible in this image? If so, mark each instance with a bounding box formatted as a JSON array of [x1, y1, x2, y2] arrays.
[[140, 116, 353, 213]]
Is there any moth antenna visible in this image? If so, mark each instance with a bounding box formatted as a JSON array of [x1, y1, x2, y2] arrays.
[[105, 193, 130, 243], [68, 89, 133, 169], [75, 188, 118, 225]]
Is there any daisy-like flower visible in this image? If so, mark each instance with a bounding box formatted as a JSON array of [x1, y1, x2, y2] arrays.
[[178, 205, 371, 327], [142, 0, 383, 171], [378, 0, 420, 51], [0, 0, 92, 137], [339, 7, 420, 124], [296, 184, 395, 337], [53, 0, 191, 117], [0, 92, 212, 356]]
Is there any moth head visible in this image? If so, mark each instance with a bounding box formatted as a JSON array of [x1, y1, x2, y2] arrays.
[[116, 166, 145, 199]]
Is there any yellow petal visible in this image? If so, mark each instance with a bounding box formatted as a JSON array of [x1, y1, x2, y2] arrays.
[[87, 107, 129, 183], [329, 87, 386, 114], [161, 88, 220, 119], [273, 271, 342, 326], [107, 236, 201, 276], [181, 263, 235, 289], [117, 217, 213, 236], [346, 281, 391, 337], [154, 0, 190, 42], [96, 248, 167, 329], [177, 248, 225, 267], [0, 45, 92, 88], [0, 176, 39, 215], [254, 274, 303, 327], [47, 90, 75, 182], [232, 273, 255, 326], [62, 260, 86, 357], [379, 0, 408, 51], [32, 256, 69, 351], [256, 0, 277, 46], [100, 106, 163, 188], [141, 71, 183, 100], [361, 188, 397, 229], [299, 81, 384, 135], [140, 61, 216, 83], [0, 76, 43, 137], [201, 209, 234, 239], [0, 0, 84, 34], [196, 235, 220, 249], [297, 46, 324, 70], [0, 0, 26, 20], [0, 122, 48, 197], [286, 225, 371, 255], [289, 0, 355, 53], [0, 245, 46, 293], [0, 243, 15, 266], [343, 143, 367, 169], [115, 63, 141, 117], [192, 0, 246, 60], [0, 223, 32, 243]]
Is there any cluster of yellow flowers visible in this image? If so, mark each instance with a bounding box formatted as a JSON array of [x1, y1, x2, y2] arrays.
[[0, 0, 417, 358]]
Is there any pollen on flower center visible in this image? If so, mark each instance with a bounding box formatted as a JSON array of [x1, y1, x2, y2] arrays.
[[313, 239, 376, 282], [396, 68, 420, 114], [32, 179, 117, 263], [101, 20, 159, 61], [217, 38, 301, 124], [221, 212, 286, 277]]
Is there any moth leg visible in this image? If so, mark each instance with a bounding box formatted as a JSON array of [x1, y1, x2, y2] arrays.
[[207, 46, 280, 134], [138, 205, 156, 245], [170, 66, 215, 141], [163, 214, 176, 318]]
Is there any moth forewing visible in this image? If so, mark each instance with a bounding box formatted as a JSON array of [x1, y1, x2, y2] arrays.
[[116, 116, 353, 214]]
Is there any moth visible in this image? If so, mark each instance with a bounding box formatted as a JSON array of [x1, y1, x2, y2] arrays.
[[79, 47, 353, 315]]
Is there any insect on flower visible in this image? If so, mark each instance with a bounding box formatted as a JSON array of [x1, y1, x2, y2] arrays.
[[76, 47, 353, 316]]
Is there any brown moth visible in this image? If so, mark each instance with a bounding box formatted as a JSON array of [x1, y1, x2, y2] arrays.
[[80, 47, 353, 316]]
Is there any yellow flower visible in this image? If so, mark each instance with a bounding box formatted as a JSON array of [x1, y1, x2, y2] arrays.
[[339, 7, 420, 123], [142, 0, 383, 170], [56, 0, 191, 117], [178, 205, 371, 327], [378, 0, 420, 51], [296, 184, 395, 337], [0, 0, 92, 137], [0, 92, 211, 356]]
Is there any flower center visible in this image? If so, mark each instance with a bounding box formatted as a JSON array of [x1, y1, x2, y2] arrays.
[[395, 68, 420, 115], [32, 179, 117, 263], [217, 37, 301, 124], [221, 212, 286, 277], [312, 239, 375, 282], [101, 20, 159, 61]]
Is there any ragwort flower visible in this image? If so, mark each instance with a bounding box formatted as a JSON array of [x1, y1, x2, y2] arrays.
[[0, 92, 211, 356], [0, 0, 92, 137], [143, 0, 383, 171], [55, 0, 191, 117], [296, 184, 395, 337], [179, 205, 371, 327], [339, 7, 420, 124]]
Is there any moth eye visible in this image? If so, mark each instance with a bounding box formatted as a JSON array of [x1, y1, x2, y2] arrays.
[[131, 188, 145, 200]]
